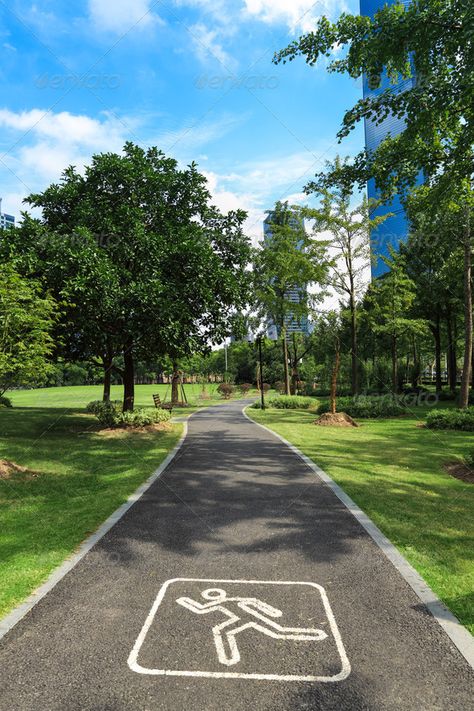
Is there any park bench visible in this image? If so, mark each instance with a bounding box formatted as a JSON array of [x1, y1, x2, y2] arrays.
[[153, 394, 173, 412]]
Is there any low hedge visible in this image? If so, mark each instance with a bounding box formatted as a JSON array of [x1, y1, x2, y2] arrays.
[[318, 395, 406, 419], [426, 408, 474, 431], [116, 408, 171, 428], [252, 395, 316, 410]]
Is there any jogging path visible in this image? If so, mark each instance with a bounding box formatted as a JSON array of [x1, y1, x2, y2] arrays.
[[0, 400, 473, 710]]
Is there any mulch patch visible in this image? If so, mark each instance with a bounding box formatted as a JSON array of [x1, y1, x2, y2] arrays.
[[443, 461, 474, 484], [0, 459, 40, 481], [314, 412, 359, 428]]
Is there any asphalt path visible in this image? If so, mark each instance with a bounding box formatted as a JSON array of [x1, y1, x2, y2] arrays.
[[0, 400, 473, 710]]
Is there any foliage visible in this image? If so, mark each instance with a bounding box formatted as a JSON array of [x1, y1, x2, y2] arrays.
[[266, 395, 316, 410], [426, 408, 474, 432], [262, 383, 271, 393], [318, 395, 406, 419], [0, 395, 13, 408], [238, 383, 253, 394], [116, 408, 171, 428], [274, 381, 286, 394], [217, 382, 235, 399], [0, 264, 57, 395], [94, 401, 119, 427]]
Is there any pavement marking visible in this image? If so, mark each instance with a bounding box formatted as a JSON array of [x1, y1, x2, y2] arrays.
[[243, 405, 474, 670], [0, 420, 189, 642], [127, 578, 351, 682]]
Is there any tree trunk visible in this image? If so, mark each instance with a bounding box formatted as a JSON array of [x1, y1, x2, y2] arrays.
[[446, 306, 457, 392], [411, 338, 419, 389], [459, 207, 472, 409], [103, 359, 111, 402], [123, 342, 135, 412], [349, 291, 358, 395], [171, 363, 180, 405], [282, 327, 290, 396], [433, 316, 443, 393], [330, 339, 341, 415], [391, 335, 398, 394]]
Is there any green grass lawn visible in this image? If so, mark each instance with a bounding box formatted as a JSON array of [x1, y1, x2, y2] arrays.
[[249, 405, 474, 635]]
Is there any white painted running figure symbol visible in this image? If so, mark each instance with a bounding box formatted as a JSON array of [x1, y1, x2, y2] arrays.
[[176, 587, 328, 667]]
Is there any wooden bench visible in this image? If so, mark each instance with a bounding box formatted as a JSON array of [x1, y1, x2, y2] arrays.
[[153, 394, 173, 411]]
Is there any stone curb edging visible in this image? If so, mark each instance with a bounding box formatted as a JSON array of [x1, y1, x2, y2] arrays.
[[0, 420, 189, 642], [243, 405, 474, 671]]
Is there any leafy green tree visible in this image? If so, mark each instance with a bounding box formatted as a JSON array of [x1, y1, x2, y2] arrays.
[[0, 264, 57, 394], [254, 202, 329, 395], [274, 0, 474, 406], [367, 252, 427, 393], [6, 143, 251, 411], [304, 157, 390, 394]]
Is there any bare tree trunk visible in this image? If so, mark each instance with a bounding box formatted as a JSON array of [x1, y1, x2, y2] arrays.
[[282, 327, 290, 396], [103, 360, 111, 402], [171, 362, 180, 405], [446, 306, 457, 393], [433, 315, 443, 393], [122, 341, 134, 412], [349, 288, 358, 396], [460, 207, 472, 409], [330, 339, 341, 415], [391, 335, 398, 394]]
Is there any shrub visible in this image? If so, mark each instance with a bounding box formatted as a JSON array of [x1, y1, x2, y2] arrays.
[[86, 400, 103, 414], [116, 408, 171, 428], [217, 382, 235, 399], [94, 401, 119, 427], [426, 408, 474, 431], [262, 383, 271, 393], [274, 381, 286, 394], [267, 395, 316, 410], [318, 395, 406, 419], [239, 383, 253, 395], [300, 383, 318, 397], [0, 395, 12, 408], [463, 450, 474, 468]]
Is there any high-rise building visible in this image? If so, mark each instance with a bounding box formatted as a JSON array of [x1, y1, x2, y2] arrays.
[[360, 0, 417, 278], [0, 199, 15, 230], [263, 210, 310, 339]]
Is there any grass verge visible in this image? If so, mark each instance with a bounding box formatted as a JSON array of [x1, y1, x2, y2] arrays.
[[249, 405, 474, 635], [0, 385, 187, 619]]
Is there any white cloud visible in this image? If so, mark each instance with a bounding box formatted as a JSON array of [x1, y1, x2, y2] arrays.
[[188, 22, 237, 69], [88, 0, 163, 34], [243, 0, 345, 33]]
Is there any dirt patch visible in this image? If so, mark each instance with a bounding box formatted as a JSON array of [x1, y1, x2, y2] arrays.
[[314, 412, 359, 428], [97, 422, 172, 438], [0, 459, 39, 481], [443, 461, 474, 484]]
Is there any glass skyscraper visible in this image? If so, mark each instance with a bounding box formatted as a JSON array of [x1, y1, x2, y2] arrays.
[[263, 210, 310, 339], [360, 0, 417, 278]]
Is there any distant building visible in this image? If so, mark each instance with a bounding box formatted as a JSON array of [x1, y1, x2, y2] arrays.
[[0, 199, 15, 230], [360, 0, 420, 278], [263, 210, 310, 339]]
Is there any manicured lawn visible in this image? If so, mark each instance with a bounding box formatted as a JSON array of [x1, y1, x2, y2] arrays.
[[249, 405, 474, 635], [0, 385, 194, 619]]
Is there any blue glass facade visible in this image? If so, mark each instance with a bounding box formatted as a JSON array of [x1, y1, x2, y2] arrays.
[[360, 0, 416, 278], [263, 211, 310, 339]]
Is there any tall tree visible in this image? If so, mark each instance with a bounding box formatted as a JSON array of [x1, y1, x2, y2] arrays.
[[4, 143, 252, 410], [367, 252, 427, 393], [0, 264, 57, 395], [304, 156, 389, 394], [274, 0, 474, 406], [254, 202, 329, 395]]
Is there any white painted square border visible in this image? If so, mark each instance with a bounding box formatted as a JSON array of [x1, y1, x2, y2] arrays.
[[127, 577, 351, 682]]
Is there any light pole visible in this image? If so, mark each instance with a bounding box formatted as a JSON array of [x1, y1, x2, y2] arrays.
[[257, 336, 265, 410]]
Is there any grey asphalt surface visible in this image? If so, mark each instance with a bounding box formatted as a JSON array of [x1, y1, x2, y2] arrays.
[[1, 400, 473, 710]]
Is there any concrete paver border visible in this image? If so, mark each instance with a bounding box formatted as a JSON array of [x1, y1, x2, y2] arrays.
[[243, 405, 474, 671], [0, 420, 189, 642]]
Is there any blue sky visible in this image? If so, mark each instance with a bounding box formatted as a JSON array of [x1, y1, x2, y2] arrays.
[[0, 0, 362, 242]]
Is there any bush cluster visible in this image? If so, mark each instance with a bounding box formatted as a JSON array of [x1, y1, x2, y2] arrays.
[[318, 395, 406, 418], [426, 408, 474, 431], [0, 395, 12, 408], [116, 408, 171, 428], [239, 383, 253, 395], [252, 395, 316, 410], [217, 382, 235, 399], [87, 400, 171, 428]]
